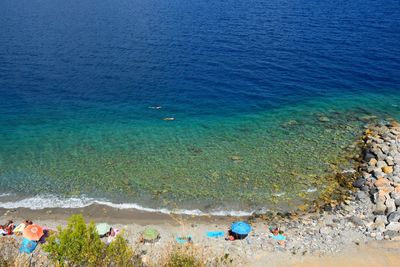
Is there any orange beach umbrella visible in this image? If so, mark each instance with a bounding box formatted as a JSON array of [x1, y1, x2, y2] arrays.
[[23, 224, 44, 241]]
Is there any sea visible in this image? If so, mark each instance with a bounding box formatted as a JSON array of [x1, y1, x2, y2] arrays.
[[0, 0, 399, 215]]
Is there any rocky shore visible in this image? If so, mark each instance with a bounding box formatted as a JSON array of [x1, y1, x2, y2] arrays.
[[353, 120, 400, 240], [1, 121, 400, 266]]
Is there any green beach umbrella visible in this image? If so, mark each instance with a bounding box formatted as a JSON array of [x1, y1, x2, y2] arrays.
[[142, 228, 159, 241], [96, 223, 111, 236]]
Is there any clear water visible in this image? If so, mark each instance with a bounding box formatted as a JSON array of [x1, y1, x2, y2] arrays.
[[0, 0, 400, 213]]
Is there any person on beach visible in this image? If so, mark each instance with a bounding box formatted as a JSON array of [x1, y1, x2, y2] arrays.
[[13, 219, 33, 235], [226, 230, 236, 241], [106, 227, 120, 244], [0, 220, 15, 236], [268, 226, 286, 246]]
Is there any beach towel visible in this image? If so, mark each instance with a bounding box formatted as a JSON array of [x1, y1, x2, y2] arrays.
[[176, 235, 192, 244], [206, 231, 225, 238], [269, 234, 286, 241], [19, 238, 38, 254]]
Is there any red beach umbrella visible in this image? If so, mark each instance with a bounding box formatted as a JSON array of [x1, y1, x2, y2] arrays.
[[23, 224, 44, 241]]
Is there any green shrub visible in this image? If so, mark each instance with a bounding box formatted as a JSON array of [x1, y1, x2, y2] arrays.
[[43, 214, 138, 267], [165, 247, 203, 267], [105, 234, 135, 267]]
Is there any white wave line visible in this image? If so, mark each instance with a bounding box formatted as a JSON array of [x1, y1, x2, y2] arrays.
[[0, 195, 254, 217]]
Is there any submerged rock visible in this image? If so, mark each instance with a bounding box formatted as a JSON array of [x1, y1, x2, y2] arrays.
[[231, 156, 241, 161], [318, 116, 330, 122]]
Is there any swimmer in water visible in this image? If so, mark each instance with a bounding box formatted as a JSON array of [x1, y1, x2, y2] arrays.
[[148, 106, 162, 109]]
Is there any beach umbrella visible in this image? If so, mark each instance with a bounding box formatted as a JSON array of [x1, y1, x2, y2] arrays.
[[231, 221, 251, 235], [96, 223, 111, 236], [142, 228, 159, 241], [23, 224, 44, 241]]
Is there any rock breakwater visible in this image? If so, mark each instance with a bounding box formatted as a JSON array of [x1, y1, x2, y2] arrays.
[[353, 121, 400, 239]]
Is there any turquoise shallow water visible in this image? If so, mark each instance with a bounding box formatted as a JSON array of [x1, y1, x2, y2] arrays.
[[1, 92, 400, 212], [0, 0, 400, 213]]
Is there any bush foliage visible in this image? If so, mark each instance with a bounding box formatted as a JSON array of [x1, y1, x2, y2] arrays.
[[43, 214, 137, 267], [164, 246, 203, 267]]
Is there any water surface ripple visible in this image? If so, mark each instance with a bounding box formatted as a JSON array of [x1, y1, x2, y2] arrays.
[[0, 0, 400, 213]]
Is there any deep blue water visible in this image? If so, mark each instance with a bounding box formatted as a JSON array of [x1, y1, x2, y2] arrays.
[[0, 0, 400, 213]]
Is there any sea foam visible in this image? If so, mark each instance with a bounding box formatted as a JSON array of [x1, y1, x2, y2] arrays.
[[0, 195, 254, 217]]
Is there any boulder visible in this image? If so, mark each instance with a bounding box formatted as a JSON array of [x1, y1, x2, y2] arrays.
[[376, 232, 384, 240], [379, 186, 394, 194], [385, 222, 400, 232], [361, 185, 370, 192], [394, 165, 400, 174], [348, 216, 365, 227], [371, 221, 386, 232], [369, 158, 378, 167], [377, 160, 387, 169], [353, 178, 366, 189], [383, 166, 393, 174], [373, 168, 384, 178], [386, 198, 396, 214], [390, 121, 400, 127], [373, 201, 387, 215], [389, 175, 400, 183], [376, 151, 387, 161], [355, 191, 368, 201], [373, 191, 386, 204], [364, 151, 376, 162], [384, 230, 399, 238], [370, 187, 379, 197], [362, 172, 372, 179], [319, 227, 331, 235], [375, 215, 388, 225], [394, 155, 400, 165], [386, 156, 394, 166], [374, 177, 390, 188], [387, 211, 400, 223], [380, 144, 390, 154], [390, 192, 400, 200]]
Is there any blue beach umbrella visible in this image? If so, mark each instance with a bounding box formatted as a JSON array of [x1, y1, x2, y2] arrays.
[[231, 221, 251, 235]]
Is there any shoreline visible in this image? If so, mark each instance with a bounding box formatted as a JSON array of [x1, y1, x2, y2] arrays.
[[1, 120, 400, 266], [0, 202, 237, 226]]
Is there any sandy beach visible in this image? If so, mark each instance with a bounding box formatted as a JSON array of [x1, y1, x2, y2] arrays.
[[1, 204, 400, 266]]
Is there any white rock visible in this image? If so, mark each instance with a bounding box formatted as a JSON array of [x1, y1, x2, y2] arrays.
[[377, 160, 387, 169], [375, 215, 388, 225], [373, 168, 384, 178], [386, 198, 396, 214], [386, 156, 394, 166], [385, 222, 400, 232], [387, 211, 400, 223]]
